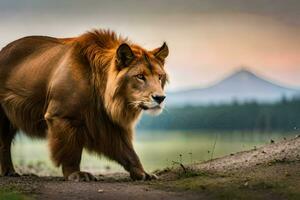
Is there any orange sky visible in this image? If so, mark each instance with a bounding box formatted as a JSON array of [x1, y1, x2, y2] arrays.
[[0, 0, 299, 91]]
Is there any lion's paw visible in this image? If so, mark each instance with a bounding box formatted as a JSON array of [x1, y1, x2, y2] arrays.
[[2, 171, 20, 177], [67, 171, 98, 182], [130, 167, 158, 181], [145, 173, 158, 180]]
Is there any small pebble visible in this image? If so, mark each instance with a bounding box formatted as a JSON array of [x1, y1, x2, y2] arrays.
[[200, 185, 206, 190], [285, 171, 290, 177], [244, 182, 249, 187], [98, 189, 104, 193]]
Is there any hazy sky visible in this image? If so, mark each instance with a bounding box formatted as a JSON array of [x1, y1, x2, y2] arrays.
[[0, 0, 299, 91]]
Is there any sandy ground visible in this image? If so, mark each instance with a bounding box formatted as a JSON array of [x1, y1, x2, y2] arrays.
[[0, 136, 299, 200]]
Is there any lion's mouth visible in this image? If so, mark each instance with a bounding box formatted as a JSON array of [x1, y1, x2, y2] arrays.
[[140, 104, 161, 110]]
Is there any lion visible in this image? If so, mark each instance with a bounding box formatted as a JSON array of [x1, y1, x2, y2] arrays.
[[0, 29, 169, 181]]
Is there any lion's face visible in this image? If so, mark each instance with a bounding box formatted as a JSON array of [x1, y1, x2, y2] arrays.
[[125, 56, 167, 115], [114, 43, 169, 115]]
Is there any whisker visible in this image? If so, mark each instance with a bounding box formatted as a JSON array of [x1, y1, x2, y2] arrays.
[[163, 106, 169, 113]]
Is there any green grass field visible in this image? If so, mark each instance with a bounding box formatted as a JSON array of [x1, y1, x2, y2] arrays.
[[12, 130, 296, 176]]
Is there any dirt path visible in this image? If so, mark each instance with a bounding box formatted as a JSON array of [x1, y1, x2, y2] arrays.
[[1, 136, 300, 200], [195, 134, 300, 173], [0, 175, 200, 200]]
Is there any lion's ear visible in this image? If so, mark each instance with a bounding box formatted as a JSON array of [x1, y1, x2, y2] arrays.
[[152, 42, 169, 63], [116, 43, 134, 68]]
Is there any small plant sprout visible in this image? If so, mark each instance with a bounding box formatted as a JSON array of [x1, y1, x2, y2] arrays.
[[189, 152, 193, 164], [179, 154, 183, 163]]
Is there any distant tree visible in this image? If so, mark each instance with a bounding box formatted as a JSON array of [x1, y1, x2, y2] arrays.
[[138, 98, 300, 131]]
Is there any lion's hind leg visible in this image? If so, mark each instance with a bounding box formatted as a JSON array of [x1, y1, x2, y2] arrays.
[[0, 105, 19, 176], [45, 114, 97, 181]]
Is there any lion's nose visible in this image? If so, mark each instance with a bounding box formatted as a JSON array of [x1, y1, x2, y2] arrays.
[[152, 95, 166, 104]]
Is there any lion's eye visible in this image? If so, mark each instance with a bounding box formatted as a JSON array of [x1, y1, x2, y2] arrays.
[[158, 74, 163, 80], [136, 74, 146, 81]]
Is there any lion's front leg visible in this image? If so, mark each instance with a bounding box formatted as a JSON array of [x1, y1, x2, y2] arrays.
[[125, 150, 158, 181], [45, 114, 97, 182], [105, 136, 157, 181]]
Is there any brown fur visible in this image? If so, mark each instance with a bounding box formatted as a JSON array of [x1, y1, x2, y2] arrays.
[[0, 29, 169, 180]]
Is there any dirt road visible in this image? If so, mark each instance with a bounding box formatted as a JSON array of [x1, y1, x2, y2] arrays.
[[1, 136, 299, 200]]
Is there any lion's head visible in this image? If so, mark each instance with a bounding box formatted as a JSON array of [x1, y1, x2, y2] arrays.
[[104, 41, 169, 127]]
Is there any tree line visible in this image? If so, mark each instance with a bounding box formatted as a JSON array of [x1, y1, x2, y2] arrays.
[[138, 97, 300, 131]]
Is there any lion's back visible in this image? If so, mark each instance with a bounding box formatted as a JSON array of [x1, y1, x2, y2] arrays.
[[0, 36, 71, 137], [0, 36, 67, 85]]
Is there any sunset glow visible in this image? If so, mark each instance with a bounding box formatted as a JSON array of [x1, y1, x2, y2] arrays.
[[0, 0, 299, 90]]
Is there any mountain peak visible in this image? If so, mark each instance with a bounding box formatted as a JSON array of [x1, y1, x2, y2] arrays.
[[228, 68, 257, 79], [213, 68, 261, 88], [235, 68, 255, 75]]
